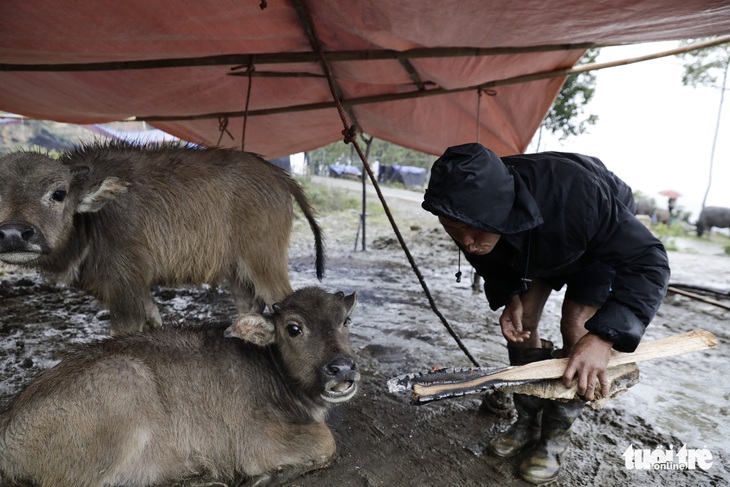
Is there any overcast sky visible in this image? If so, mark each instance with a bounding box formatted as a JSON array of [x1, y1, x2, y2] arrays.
[[529, 41, 729, 221]]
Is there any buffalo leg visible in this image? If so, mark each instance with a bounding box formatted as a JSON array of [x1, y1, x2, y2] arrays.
[[240, 459, 332, 487], [143, 293, 163, 330], [229, 278, 266, 313], [107, 288, 150, 335], [239, 457, 333, 487], [239, 423, 336, 487]]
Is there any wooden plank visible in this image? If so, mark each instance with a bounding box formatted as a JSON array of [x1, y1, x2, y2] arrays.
[[503, 363, 640, 409], [412, 329, 717, 400]]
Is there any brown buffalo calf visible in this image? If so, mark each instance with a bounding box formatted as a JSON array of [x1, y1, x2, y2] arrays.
[[0, 142, 325, 335], [0, 287, 359, 487]]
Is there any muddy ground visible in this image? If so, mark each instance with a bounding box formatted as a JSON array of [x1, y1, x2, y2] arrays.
[[1, 177, 729, 487]]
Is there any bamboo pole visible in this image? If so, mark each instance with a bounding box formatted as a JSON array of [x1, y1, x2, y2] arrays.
[[5, 36, 729, 123], [138, 36, 730, 122], [0, 43, 600, 72], [2, 37, 728, 73], [668, 286, 730, 311]]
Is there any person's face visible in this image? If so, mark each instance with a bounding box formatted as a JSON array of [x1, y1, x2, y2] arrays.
[[438, 216, 500, 255]]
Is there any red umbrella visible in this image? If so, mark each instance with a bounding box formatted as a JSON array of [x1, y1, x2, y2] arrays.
[[659, 190, 682, 199]]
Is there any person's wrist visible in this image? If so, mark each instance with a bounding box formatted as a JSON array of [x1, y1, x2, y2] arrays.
[[586, 332, 614, 349]]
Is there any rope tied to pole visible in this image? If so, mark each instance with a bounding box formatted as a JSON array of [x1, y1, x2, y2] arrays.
[[342, 125, 358, 144], [296, 0, 480, 367], [241, 65, 254, 151], [215, 115, 234, 147]]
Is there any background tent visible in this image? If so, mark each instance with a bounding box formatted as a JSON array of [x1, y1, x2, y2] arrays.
[[329, 163, 363, 180], [379, 165, 428, 189]]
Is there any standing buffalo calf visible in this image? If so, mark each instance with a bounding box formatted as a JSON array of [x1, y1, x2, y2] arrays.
[[0, 286, 359, 487], [696, 205, 730, 237], [0, 142, 325, 334]]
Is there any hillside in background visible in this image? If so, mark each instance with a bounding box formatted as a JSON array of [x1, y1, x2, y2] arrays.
[[0, 119, 165, 153]]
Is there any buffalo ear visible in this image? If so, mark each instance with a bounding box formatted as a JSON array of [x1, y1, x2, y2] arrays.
[[225, 313, 275, 346], [76, 177, 130, 213], [344, 291, 357, 314]]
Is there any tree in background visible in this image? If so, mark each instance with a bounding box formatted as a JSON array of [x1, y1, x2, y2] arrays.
[[678, 40, 730, 210], [534, 48, 599, 149]]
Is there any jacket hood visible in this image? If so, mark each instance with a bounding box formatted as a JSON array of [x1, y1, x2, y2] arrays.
[[422, 143, 543, 234]]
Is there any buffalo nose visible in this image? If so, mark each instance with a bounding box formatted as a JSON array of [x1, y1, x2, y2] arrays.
[[324, 356, 357, 377], [0, 222, 35, 243]]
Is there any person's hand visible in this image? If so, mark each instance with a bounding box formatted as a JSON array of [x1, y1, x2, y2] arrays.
[[499, 294, 531, 343], [562, 333, 614, 401]]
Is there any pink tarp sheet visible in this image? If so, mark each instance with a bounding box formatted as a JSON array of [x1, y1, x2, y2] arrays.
[[1, 1, 729, 158]]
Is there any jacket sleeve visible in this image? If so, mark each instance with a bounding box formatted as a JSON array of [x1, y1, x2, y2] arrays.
[[464, 252, 527, 310], [579, 181, 670, 352]]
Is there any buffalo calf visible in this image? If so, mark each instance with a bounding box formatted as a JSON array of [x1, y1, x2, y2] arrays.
[[0, 286, 359, 487], [0, 142, 325, 334]]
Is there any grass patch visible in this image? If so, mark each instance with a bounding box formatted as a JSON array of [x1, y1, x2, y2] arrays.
[[649, 220, 730, 254], [296, 177, 385, 217], [651, 222, 687, 238], [660, 238, 679, 252], [651, 223, 684, 251], [297, 177, 359, 213]]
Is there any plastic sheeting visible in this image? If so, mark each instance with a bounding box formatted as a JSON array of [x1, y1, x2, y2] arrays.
[[379, 165, 428, 189], [1, 1, 729, 158]]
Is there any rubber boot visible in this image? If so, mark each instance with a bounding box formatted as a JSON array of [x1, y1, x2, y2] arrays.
[[487, 393, 544, 458], [486, 340, 553, 458], [518, 399, 585, 485]]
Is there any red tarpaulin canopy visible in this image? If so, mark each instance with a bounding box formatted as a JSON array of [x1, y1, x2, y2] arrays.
[[1, 1, 730, 158]]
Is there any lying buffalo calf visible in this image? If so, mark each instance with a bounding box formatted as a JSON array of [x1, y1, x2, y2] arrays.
[[0, 142, 325, 334], [0, 286, 359, 487]]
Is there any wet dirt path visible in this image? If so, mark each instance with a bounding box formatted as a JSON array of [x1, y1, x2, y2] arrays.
[[1, 180, 728, 486]]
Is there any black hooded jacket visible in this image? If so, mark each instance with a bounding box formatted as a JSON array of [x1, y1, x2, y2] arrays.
[[423, 143, 670, 353]]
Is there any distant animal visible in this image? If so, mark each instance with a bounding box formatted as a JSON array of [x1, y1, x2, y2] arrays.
[[634, 199, 671, 225], [654, 208, 670, 225], [634, 198, 656, 217], [0, 142, 325, 334], [696, 206, 730, 237], [0, 286, 359, 487]]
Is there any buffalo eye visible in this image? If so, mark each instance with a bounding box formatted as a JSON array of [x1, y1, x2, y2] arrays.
[[343, 317, 351, 327], [51, 189, 67, 202], [286, 323, 302, 337]]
